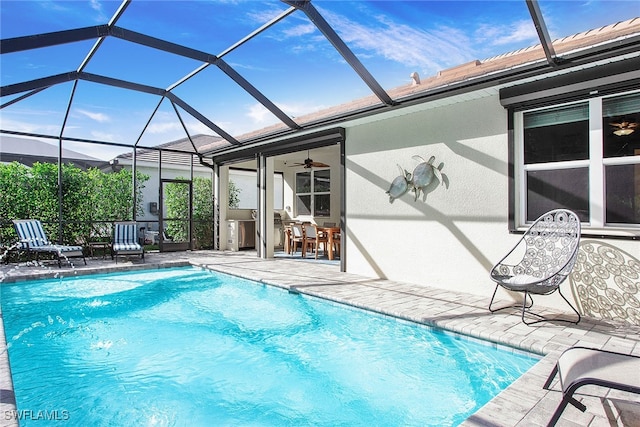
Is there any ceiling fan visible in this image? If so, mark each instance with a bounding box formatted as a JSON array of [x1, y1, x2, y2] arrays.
[[289, 150, 329, 168], [609, 120, 638, 136]]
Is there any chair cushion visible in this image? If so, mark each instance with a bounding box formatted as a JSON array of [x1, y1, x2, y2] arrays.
[[14, 220, 50, 248], [113, 224, 138, 244], [502, 274, 540, 285], [113, 243, 143, 252], [32, 245, 84, 257]]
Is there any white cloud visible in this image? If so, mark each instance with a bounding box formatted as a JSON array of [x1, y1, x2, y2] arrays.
[[76, 109, 110, 123], [476, 20, 538, 47], [321, 10, 475, 75], [0, 115, 64, 136], [283, 23, 317, 38], [89, 0, 102, 13], [247, 104, 272, 124], [147, 121, 183, 134], [89, 0, 108, 23]]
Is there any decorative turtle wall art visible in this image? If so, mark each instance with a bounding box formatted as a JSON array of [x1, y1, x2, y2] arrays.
[[386, 155, 447, 203], [386, 165, 412, 203]]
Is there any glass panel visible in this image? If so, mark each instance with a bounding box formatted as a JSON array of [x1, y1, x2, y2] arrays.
[[228, 169, 283, 210], [313, 169, 331, 192], [296, 172, 312, 193], [163, 181, 191, 244], [524, 103, 589, 164], [606, 164, 640, 225], [164, 219, 189, 244], [296, 195, 311, 216], [526, 168, 589, 222], [314, 194, 331, 217], [274, 173, 284, 211], [229, 169, 255, 210], [603, 92, 640, 158]]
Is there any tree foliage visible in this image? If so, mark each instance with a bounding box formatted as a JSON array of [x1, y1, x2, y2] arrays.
[[0, 162, 148, 246], [164, 177, 214, 249], [228, 179, 241, 209]]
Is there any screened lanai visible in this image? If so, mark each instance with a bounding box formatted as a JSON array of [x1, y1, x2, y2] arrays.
[[1, 0, 639, 260]]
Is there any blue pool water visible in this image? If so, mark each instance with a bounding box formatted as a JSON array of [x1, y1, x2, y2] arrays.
[[1, 267, 539, 426]]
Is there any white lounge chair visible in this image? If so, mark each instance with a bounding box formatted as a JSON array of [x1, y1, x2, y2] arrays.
[[489, 209, 581, 325], [112, 222, 144, 263], [543, 346, 640, 426], [13, 219, 86, 268]]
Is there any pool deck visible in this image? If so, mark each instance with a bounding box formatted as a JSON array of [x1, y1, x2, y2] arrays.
[[1, 250, 639, 427]]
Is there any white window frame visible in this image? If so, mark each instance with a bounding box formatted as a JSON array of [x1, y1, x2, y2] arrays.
[[295, 168, 331, 217], [515, 90, 640, 236]]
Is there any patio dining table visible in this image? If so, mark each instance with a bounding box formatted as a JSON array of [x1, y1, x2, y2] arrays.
[[316, 226, 340, 260]]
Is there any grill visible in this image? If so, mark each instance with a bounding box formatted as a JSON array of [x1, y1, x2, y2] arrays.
[[274, 212, 284, 248]]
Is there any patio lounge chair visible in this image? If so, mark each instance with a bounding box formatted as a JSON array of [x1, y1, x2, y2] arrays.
[[112, 222, 144, 263], [12, 219, 86, 268], [543, 346, 640, 427], [489, 209, 581, 325]]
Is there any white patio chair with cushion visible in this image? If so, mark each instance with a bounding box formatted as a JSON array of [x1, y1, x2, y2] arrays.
[[13, 219, 86, 268], [112, 222, 144, 263], [289, 223, 305, 256], [489, 209, 581, 325], [542, 346, 640, 426]]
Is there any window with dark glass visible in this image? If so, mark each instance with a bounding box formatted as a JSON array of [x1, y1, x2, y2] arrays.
[[524, 103, 589, 164], [295, 169, 330, 217], [523, 103, 590, 222], [603, 92, 640, 224], [519, 92, 640, 229]]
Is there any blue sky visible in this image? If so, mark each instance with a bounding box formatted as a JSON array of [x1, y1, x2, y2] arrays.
[[1, 0, 638, 160]]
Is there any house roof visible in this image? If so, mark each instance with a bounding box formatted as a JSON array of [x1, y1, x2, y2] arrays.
[[114, 134, 225, 167], [0, 136, 106, 169]]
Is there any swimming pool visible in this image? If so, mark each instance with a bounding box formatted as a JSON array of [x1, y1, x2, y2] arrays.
[[1, 266, 539, 426]]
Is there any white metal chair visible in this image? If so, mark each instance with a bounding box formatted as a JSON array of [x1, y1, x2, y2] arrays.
[[112, 222, 144, 263], [543, 346, 640, 426], [489, 209, 581, 325], [13, 219, 86, 268]]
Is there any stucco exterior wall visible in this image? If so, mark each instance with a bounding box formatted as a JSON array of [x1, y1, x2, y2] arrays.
[[344, 92, 638, 314]]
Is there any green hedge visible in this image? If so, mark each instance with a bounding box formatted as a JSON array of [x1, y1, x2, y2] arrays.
[[0, 162, 148, 246]]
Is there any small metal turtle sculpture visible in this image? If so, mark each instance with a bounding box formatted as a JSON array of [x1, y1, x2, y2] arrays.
[[386, 165, 412, 203], [410, 155, 443, 201]]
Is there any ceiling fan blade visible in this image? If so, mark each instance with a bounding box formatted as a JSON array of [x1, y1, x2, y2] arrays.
[[310, 161, 329, 168]]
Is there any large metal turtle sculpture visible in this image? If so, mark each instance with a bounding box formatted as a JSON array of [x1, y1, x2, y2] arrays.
[[386, 165, 412, 203], [410, 155, 443, 201]]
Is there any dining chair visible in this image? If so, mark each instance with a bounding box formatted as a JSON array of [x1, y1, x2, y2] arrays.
[[304, 225, 329, 259], [290, 223, 305, 256], [331, 230, 341, 256]]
